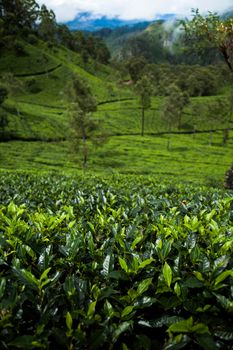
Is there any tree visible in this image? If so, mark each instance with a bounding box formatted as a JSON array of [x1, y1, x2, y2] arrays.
[[0, 0, 39, 35], [161, 84, 189, 137], [182, 10, 233, 184], [126, 56, 147, 83], [185, 67, 219, 96], [67, 78, 106, 168], [37, 4, 56, 42], [56, 24, 73, 49], [135, 75, 153, 136], [181, 9, 233, 74], [94, 38, 111, 64], [192, 96, 232, 145]]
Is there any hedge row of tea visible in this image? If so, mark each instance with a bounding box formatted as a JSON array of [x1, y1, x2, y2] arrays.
[[0, 173, 233, 349]]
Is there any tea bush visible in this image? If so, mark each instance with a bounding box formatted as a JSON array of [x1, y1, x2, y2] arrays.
[[0, 173, 233, 349]]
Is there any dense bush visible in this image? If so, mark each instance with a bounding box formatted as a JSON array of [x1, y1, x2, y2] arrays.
[[13, 40, 28, 56], [0, 174, 233, 349], [143, 64, 226, 97], [25, 78, 41, 93], [224, 165, 233, 189], [26, 34, 38, 45]]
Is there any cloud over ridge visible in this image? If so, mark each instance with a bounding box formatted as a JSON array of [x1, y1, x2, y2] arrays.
[[37, 0, 233, 22]]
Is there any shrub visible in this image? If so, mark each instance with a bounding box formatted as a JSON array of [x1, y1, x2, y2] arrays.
[[13, 40, 27, 56], [0, 86, 8, 104], [224, 165, 233, 189], [26, 34, 38, 45], [25, 78, 41, 94]]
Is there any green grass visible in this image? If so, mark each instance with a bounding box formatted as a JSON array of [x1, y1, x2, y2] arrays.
[[3, 94, 229, 141], [1, 131, 232, 186], [96, 95, 231, 135], [0, 41, 58, 75]]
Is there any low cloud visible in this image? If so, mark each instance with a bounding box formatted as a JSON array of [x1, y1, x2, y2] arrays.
[[37, 0, 233, 22]]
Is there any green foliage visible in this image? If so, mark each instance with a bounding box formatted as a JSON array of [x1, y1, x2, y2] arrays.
[[186, 67, 219, 96], [144, 63, 227, 97], [0, 108, 8, 138], [181, 9, 233, 74], [0, 2, 233, 186], [67, 77, 107, 167], [1, 73, 25, 96], [66, 31, 111, 65], [224, 164, 233, 189], [0, 173, 233, 348], [122, 29, 166, 63], [25, 78, 41, 93], [0, 86, 8, 105], [0, 0, 40, 36], [37, 4, 57, 42], [13, 39, 28, 56], [0, 86, 8, 139], [67, 77, 97, 114], [161, 84, 190, 130], [126, 56, 147, 82], [135, 75, 153, 136]]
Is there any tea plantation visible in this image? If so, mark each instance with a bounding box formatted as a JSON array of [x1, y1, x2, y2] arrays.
[[1, 173, 233, 349]]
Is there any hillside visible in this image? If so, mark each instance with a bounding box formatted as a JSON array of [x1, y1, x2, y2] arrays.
[[0, 37, 233, 184], [94, 16, 230, 65], [0, 37, 131, 141], [93, 20, 177, 62], [93, 22, 151, 58], [0, 1, 233, 185]]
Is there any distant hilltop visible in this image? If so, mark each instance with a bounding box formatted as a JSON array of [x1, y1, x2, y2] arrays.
[[65, 12, 177, 31]]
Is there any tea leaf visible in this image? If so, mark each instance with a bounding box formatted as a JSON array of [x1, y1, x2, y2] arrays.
[[214, 270, 233, 287], [119, 257, 129, 273], [137, 278, 153, 296], [163, 262, 172, 288], [66, 312, 73, 331]]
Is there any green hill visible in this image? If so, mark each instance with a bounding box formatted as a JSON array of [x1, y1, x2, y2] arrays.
[[0, 1, 233, 186], [0, 38, 133, 141], [94, 20, 173, 62], [93, 22, 151, 59]]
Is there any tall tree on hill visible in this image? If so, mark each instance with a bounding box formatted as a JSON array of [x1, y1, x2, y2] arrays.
[[94, 37, 111, 64], [38, 4, 56, 42], [0, 0, 39, 35], [126, 56, 147, 82], [67, 78, 107, 169], [182, 10, 233, 186], [56, 24, 73, 49], [161, 84, 189, 149], [135, 75, 153, 136], [181, 9, 233, 75]]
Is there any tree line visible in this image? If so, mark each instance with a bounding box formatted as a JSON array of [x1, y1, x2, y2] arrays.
[[0, 0, 110, 64]]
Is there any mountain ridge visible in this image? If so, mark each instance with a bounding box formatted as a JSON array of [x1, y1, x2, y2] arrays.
[[65, 12, 176, 31]]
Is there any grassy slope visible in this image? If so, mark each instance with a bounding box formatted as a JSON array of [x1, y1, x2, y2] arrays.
[[0, 40, 129, 140], [0, 131, 232, 186], [0, 39, 232, 185]]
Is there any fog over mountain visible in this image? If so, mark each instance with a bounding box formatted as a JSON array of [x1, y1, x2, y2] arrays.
[[37, 0, 233, 23], [66, 12, 176, 31]]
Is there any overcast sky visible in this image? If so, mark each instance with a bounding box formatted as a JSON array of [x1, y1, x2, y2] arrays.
[[37, 0, 233, 22]]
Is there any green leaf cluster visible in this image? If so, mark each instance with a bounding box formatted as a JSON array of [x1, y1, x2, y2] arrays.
[[0, 173, 233, 349]]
